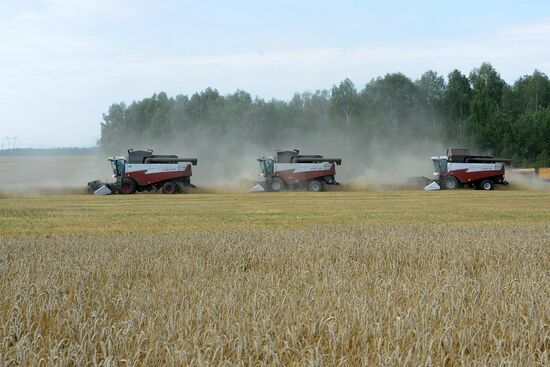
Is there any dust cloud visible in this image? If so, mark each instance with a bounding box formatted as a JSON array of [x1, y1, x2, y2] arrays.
[[1, 126, 548, 196], [94, 128, 446, 193], [0, 156, 111, 195], [506, 171, 550, 191]]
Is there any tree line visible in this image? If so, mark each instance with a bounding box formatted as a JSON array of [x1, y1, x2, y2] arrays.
[[99, 63, 550, 167]]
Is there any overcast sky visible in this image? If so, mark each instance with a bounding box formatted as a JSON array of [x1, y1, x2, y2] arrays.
[[1, 0, 550, 148]]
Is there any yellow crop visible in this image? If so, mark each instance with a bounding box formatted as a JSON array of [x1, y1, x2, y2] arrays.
[[1, 191, 549, 365]]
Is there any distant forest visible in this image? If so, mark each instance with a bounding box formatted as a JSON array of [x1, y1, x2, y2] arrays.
[[99, 63, 550, 167]]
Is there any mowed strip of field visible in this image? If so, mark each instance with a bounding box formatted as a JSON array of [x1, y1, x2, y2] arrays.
[[1, 191, 550, 365], [1, 190, 550, 236]]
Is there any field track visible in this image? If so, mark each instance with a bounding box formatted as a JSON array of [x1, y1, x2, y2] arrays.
[[1, 191, 550, 365]]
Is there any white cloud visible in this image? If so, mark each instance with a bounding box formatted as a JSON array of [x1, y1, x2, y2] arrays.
[[98, 29, 550, 87], [1, 5, 550, 147], [500, 17, 550, 41]]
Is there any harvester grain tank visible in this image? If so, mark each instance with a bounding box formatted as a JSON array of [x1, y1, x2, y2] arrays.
[[88, 149, 198, 194], [425, 148, 511, 191], [251, 149, 342, 192]]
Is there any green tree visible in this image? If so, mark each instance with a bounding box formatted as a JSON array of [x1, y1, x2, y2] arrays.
[[302, 90, 330, 128], [330, 79, 360, 146], [417, 70, 446, 130], [507, 70, 550, 116], [467, 63, 507, 150], [98, 65, 550, 167], [443, 70, 472, 141], [361, 73, 418, 134]]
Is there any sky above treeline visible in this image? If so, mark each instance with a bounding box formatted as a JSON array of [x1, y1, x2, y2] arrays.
[[1, 0, 549, 148]]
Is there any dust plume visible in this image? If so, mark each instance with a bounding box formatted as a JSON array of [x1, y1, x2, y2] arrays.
[[506, 170, 550, 191], [4, 134, 544, 195], [108, 125, 444, 193], [2, 113, 545, 196], [0, 135, 496, 195], [0, 155, 112, 196]]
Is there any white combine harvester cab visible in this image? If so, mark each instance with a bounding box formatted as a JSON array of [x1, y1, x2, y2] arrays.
[[250, 157, 274, 192], [424, 156, 448, 191], [108, 156, 127, 178], [431, 156, 448, 176]]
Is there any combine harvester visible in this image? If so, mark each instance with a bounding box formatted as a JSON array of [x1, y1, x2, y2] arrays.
[[88, 149, 198, 195], [250, 149, 342, 192], [425, 148, 511, 191]]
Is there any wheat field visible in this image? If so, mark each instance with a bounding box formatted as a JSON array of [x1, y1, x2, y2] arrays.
[[1, 191, 550, 366]]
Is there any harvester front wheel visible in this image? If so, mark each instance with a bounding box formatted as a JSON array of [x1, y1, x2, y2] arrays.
[[443, 176, 459, 190], [480, 180, 494, 191], [161, 181, 177, 194], [119, 178, 137, 194], [307, 179, 324, 192], [271, 177, 285, 192]]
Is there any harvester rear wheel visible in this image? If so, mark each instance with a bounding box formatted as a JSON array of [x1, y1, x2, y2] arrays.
[[480, 180, 494, 191], [270, 177, 285, 192], [307, 179, 324, 192], [119, 178, 137, 194], [161, 181, 177, 194]]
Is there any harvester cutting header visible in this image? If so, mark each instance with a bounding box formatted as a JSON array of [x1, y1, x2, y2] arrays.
[[250, 149, 342, 192], [88, 149, 198, 195]]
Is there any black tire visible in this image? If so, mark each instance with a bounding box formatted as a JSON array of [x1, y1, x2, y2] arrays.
[[480, 180, 494, 191], [307, 179, 324, 192], [443, 175, 459, 190], [270, 177, 285, 192], [118, 178, 137, 194], [161, 181, 178, 194]]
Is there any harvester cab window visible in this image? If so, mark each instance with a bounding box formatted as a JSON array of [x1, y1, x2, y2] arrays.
[[116, 160, 125, 176], [433, 158, 448, 174], [110, 159, 126, 176], [259, 159, 274, 177], [110, 160, 118, 176]]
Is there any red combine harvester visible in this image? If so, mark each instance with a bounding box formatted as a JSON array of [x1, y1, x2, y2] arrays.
[[251, 149, 342, 192], [425, 148, 511, 191], [87, 149, 198, 195]]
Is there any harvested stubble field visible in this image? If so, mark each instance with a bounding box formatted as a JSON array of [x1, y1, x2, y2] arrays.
[[1, 191, 550, 366]]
